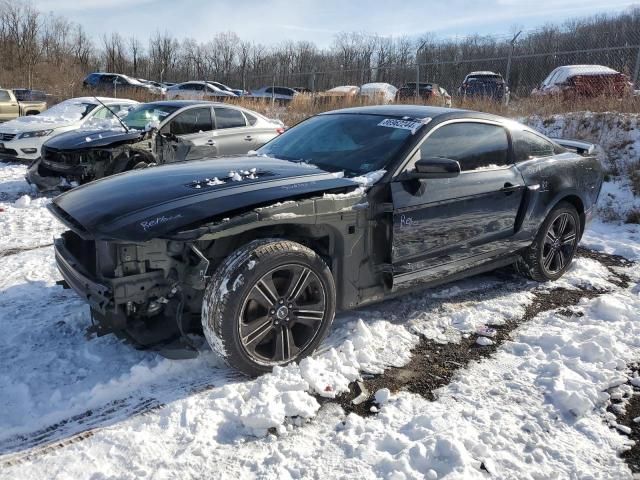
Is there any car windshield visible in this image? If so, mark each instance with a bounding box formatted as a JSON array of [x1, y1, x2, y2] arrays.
[[40, 101, 98, 121], [122, 104, 181, 130], [257, 113, 416, 176]]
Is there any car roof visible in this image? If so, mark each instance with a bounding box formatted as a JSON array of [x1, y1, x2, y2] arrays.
[[140, 100, 241, 108], [466, 71, 500, 76], [62, 96, 138, 105], [320, 104, 514, 125], [319, 104, 466, 119]]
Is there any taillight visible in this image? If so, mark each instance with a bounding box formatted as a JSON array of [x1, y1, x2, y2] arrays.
[[276, 127, 285, 134]]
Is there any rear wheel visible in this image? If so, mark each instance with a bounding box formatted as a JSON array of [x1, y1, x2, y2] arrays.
[[202, 239, 336, 376], [518, 202, 580, 281]]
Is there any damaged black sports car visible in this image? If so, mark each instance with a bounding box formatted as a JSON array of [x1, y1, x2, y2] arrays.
[[27, 100, 283, 191], [48, 105, 603, 376]]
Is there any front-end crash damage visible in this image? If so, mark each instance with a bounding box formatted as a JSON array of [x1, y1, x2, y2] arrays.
[[52, 189, 376, 347], [27, 134, 153, 191]]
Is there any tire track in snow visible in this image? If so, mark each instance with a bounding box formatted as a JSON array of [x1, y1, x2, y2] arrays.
[[0, 243, 53, 258], [0, 380, 221, 468]]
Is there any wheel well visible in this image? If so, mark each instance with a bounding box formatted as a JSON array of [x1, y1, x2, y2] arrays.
[[557, 195, 586, 236], [201, 224, 337, 272], [25, 110, 39, 116]]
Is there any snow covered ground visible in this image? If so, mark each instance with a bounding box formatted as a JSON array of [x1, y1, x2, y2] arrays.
[[1, 161, 640, 479]]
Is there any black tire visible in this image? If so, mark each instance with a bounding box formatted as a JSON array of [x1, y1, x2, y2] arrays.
[[518, 201, 581, 281], [202, 239, 336, 376]]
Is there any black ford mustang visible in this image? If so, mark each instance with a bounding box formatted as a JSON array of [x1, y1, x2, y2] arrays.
[[48, 105, 603, 376]]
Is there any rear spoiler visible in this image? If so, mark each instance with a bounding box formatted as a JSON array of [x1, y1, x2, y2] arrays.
[[551, 138, 596, 156]]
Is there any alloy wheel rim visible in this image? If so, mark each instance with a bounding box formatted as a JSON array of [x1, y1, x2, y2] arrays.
[[239, 263, 326, 365], [541, 212, 577, 275]]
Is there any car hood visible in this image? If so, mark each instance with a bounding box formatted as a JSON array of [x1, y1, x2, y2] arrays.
[[0, 117, 76, 134], [44, 128, 143, 150], [50, 156, 362, 242]]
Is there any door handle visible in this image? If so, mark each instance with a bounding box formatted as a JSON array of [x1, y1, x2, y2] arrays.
[[244, 135, 253, 141], [500, 182, 522, 194], [207, 139, 216, 146]]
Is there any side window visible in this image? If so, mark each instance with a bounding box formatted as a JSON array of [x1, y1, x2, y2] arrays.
[[179, 83, 193, 90], [513, 131, 556, 161], [169, 107, 213, 135], [417, 122, 509, 171], [214, 108, 247, 129], [244, 112, 258, 126], [264, 87, 273, 94], [276, 87, 293, 96], [0, 90, 11, 101], [92, 104, 127, 119], [92, 107, 111, 119]]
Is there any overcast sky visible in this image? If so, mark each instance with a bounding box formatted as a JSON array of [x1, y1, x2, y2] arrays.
[[31, 0, 640, 47]]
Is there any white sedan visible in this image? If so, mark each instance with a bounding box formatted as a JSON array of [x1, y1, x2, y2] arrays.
[[0, 97, 138, 162]]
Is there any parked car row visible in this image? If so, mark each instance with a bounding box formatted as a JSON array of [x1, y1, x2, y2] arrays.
[[79, 62, 635, 109]]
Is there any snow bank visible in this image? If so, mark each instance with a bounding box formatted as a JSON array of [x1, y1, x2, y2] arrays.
[[524, 112, 639, 176], [525, 112, 640, 222]]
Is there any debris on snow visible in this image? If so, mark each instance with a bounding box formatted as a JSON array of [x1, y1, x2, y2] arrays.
[[476, 336, 494, 346], [374, 388, 391, 405]]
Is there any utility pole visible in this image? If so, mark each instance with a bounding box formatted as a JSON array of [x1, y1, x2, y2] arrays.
[[505, 31, 522, 90], [415, 40, 428, 100]]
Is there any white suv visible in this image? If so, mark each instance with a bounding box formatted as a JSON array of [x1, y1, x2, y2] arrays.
[[0, 97, 138, 162]]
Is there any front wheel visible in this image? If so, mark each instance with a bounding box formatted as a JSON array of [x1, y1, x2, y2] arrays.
[[518, 202, 580, 281], [202, 239, 336, 376]]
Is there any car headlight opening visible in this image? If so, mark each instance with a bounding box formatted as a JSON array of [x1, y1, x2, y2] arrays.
[[19, 129, 53, 139]]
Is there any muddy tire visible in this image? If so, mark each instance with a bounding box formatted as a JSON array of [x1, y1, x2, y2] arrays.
[[202, 239, 336, 376], [517, 202, 580, 281]]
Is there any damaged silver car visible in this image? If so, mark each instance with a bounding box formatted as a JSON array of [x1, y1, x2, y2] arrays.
[[27, 100, 284, 191]]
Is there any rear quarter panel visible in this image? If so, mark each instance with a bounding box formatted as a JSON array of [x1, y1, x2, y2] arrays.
[[515, 152, 603, 240]]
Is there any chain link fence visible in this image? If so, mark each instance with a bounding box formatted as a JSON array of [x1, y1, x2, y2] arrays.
[[244, 37, 640, 98]]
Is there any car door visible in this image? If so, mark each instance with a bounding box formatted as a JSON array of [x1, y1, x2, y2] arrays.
[[156, 107, 217, 163], [390, 120, 526, 285], [0, 90, 19, 121], [213, 106, 255, 155], [242, 111, 278, 148]]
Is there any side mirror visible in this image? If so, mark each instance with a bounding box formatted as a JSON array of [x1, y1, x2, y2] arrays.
[[408, 157, 461, 179]]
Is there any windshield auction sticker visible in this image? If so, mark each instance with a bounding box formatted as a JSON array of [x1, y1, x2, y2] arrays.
[[377, 118, 429, 134]]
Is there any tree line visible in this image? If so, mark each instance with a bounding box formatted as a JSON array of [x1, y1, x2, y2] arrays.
[[1, 1, 639, 97]]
